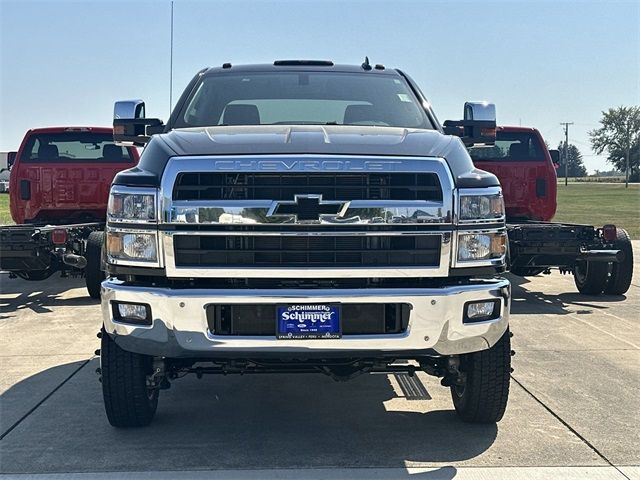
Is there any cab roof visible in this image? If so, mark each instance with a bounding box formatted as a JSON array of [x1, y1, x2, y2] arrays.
[[203, 61, 399, 76]]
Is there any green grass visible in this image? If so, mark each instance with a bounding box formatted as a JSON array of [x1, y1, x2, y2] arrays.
[[554, 183, 640, 239], [0, 193, 11, 225], [0, 185, 637, 237]]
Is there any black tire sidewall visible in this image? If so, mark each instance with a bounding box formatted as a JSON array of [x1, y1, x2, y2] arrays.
[[605, 228, 634, 295], [101, 330, 158, 427], [85, 231, 105, 299], [574, 259, 608, 294], [450, 328, 511, 424]]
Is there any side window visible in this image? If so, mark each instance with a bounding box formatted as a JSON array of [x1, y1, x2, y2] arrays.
[[29, 138, 41, 160]]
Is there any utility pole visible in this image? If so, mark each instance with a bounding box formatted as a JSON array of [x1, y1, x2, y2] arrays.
[[560, 122, 574, 186], [624, 118, 630, 188]]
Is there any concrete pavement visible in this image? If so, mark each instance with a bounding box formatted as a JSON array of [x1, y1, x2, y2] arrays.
[[0, 243, 638, 478]]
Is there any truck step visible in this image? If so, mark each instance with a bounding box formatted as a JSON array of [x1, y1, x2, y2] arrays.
[[394, 373, 431, 400]]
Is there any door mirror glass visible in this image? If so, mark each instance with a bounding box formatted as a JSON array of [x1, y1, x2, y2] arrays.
[[549, 149, 561, 166], [7, 151, 17, 169], [464, 102, 496, 122], [114, 100, 146, 120]]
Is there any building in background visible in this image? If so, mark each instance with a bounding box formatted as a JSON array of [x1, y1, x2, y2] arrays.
[[0, 152, 10, 190]]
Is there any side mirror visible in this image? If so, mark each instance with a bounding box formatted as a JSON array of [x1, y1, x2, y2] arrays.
[[7, 151, 17, 169], [115, 99, 146, 119], [549, 149, 561, 168], [443, 101, 497, 147], [113, 100, 164, 147]]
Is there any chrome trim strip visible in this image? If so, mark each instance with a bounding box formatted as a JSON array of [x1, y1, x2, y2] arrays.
[[163, 230, 448, 237], [168, 199, 451, 225], [162, 231, 451, 278]]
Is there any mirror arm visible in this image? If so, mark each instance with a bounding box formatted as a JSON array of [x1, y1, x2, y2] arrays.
[[443, 119, 496, 147], [113, 118, 164, 146]]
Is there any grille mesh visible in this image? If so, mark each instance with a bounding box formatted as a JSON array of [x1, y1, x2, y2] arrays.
[[173, 234, 441, 268], [173, 172, 442, 201]]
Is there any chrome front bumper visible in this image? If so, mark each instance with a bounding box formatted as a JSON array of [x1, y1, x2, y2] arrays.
[[101, 278, 510, 358]]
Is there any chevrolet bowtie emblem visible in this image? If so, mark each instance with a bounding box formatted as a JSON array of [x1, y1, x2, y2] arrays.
[[268, 195, 349, 222]]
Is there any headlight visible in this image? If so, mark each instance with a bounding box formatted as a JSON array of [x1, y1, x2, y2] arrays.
[[459, 192, 504, 222], [457, 232, 506, 263], [108, 187, 157, 223], [107, 231, 158, 263]]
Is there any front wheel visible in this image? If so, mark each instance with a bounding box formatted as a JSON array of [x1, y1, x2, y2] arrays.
[[451, 328, 511, 424], [100, 330, 159, 427]]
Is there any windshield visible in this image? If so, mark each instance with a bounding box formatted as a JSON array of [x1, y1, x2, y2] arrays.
[[22, 132, 133, 163], [468, 131, 545, 162], [176, 72, 432, 129]]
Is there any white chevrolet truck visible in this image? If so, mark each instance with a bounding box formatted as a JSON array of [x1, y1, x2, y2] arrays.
[[100, 60, 511, 427]]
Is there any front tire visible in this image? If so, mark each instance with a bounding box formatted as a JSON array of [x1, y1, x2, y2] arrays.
[[574, 259, 608, 295], [85, 231, 105, 299], [451, 328, 511, 424], [604, 228, 633, 295], [100, 330, 159, 428]]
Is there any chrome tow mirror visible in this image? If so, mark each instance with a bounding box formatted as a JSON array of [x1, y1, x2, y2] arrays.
[[444, 101, 497, 147], [113, 99, 164, 147]]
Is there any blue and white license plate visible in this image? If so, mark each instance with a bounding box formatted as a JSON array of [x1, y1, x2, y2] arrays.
[[276, 304, 341, 339]]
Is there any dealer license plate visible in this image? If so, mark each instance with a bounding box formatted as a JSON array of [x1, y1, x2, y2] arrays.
[[276, 304, 341, 339]]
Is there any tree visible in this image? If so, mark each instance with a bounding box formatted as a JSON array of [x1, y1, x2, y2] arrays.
[[557, 141, 587, 177], [589, 106, 640, 187]]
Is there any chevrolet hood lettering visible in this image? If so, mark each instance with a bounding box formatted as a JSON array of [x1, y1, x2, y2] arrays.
[[210, 159, 400, 172]]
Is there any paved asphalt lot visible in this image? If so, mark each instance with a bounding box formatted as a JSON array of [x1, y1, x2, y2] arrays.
[[1, 243, 638, 479]]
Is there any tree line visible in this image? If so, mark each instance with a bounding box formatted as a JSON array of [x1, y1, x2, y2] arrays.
[[556, 106, 638, 186]]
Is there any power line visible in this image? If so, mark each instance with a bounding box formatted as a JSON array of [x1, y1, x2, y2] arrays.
[[560, 122, 574, 186]]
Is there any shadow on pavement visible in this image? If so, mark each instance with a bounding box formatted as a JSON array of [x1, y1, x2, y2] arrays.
[[0, 359, 495, 474], [508, 273, 627, 316], [0, 273, 97, 318]]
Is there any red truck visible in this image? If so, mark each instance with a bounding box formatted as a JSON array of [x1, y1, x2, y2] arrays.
[[1, 127, 140, 297], [468, 125, 633, 295]]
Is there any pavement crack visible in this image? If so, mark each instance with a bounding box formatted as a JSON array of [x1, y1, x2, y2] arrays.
[[511, 375, 632, 480], [0, 357, 93, 441]]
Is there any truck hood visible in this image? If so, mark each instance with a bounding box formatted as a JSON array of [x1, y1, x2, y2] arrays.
[[159, 125, 454, 158], [116, 125, 499, 189]]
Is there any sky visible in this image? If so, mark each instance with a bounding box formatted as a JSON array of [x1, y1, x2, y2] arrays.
[[1, 0, 638, 173]]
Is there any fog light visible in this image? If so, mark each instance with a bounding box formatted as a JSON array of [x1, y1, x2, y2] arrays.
[[112, 301, 151, 326], [464, 300, 499, 323]]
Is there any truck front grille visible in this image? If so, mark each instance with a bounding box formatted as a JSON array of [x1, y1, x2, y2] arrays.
[[173, 234, 441, 268], [173, 172, 442, 202], [161, 156, 454, 277], [206, 303, 411, 336]]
